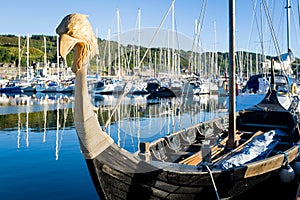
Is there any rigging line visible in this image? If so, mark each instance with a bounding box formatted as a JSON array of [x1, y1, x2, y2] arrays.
[[274, 0, 285, 54], [101, 36, 108, 70], [18, 37, 28, 62], [191, 0, 208, 54], [298, 0, 300, 32], [291, 1, 300, 51], [138, 0, 175, 68], [262, 0, 282, 61], [103, 0, 177, 130], [189, 0, 207, 70], [250, 0, 265, 54]]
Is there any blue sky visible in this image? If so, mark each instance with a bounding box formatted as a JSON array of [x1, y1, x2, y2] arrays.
[[1, 0, 300, 56]]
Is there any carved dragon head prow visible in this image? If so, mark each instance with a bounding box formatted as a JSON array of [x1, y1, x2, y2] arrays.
[[56, 14, 114, 159], [56, 13, 98, 73]]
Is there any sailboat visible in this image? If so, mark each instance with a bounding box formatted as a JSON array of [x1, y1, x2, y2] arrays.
[[56, 4, 300, 200], [231, 0, 298, 111]]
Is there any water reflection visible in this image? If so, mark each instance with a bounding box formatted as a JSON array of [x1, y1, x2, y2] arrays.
[[0, 92, 73, 115], [0, 92, 227, 200], [0, 92, 73, 106], [0, 92, 227, 155], [0, 93, 229, 169], [93, 94, 227, 152]]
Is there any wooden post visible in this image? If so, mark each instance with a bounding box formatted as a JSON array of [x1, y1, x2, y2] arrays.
[[228, 0, 236, 149], [139, 142, 151, 162]]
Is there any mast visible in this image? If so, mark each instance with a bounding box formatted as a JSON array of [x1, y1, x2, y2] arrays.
[[286, 0, 291, 51], [117, 8, 121, 79], [44, 37, 47, 67], [96, 28, 99, 77], [172, 0, 175, 74], [137, 8, 141, 69], [43, 36, 48, 77], [18, 35, 21, 79], [57, 35, 60, 80], [26, 34, 30, 80], [228, 0, 236, 148], [108, 28, 111, 76], [214, 21, 218, 78]]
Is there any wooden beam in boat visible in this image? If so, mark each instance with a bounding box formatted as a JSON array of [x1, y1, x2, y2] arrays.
[[212, 131, 263, 165], [179, 132, 242, 166]]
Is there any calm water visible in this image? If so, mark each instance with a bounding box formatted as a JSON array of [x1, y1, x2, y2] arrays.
[[0, 92, 227, 200]]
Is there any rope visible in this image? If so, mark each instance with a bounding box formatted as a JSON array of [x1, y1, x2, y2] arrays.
[[203, 163, 220, 200], [102, 0, 177, 131], [138, 0, 176, 68], [276, 151, 289, 166], [262, 0, 282, 62]]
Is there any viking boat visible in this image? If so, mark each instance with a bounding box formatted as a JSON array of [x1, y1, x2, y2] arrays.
[[56, 9, 300, 200]]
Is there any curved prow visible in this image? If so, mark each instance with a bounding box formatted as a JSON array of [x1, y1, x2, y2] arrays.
[[56, 13, 113, 159]]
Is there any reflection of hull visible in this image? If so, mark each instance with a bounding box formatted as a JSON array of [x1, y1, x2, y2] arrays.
[[56, 85, 74, 93], [131, 90, 149, 95], [22, 86, 36, 93], [0, 86, 22, 93], [36, 85, 57, 93], [93, 93, 104, 101], [193, 85, 210, 95], [149, 87, 182, 98]]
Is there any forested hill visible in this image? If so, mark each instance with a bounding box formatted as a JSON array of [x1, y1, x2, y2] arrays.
[[0, 34, 298, 75]]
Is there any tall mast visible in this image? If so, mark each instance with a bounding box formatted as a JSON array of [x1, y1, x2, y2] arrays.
[[18, 35, 21, 79], [57, 35, 60, 80], [117, 8, 121, 79], [44, 36, 47, 77], [228, 0, 236, 148], [172, 0, 175, 74], [108, 28, 111, 76], [286, 0, 291, 51], [137, 8, 141, 68], [44, 36, 47, 67], [96, 28, 99, 77], [26, 34, 30, 80], [214, 21, 218, 78]]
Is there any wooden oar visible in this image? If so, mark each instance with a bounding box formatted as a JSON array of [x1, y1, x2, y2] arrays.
[[213, 130, 263, 165], [179, 132, 242, 166]]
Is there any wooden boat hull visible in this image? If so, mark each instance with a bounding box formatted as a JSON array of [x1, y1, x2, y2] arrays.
[[85, 142, 299, 200], [55, 12, 300, 200]]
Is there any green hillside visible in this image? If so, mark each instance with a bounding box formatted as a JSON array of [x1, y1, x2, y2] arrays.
[[0, 34, 298, 77]]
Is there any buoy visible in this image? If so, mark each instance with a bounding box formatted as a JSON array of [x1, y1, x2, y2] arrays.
[[291, 83, 297, 94], [279, 163, 295, 183], [292, 160, 300, 176]]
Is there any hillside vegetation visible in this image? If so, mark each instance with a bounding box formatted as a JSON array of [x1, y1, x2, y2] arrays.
[[0, 34, 298, 77]]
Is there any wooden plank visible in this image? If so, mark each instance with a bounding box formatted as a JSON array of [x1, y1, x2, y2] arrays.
[[179, 132, 242, 166], [213, 131, 263, 164]]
